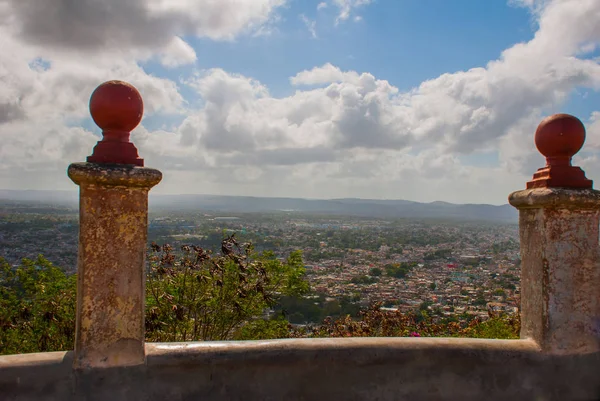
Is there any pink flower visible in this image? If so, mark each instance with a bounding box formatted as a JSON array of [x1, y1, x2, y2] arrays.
[[409, 332, 421, 337]]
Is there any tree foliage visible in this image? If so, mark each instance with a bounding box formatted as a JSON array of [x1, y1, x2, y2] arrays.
[[384, 262, 417, 279], [289, 303, 520, 339], [0, 237, 520, 356], [0, 256, 76, 354], [0, 235, 309, 353], [145, 234, 308, 342], [350, 274, 377, 285]]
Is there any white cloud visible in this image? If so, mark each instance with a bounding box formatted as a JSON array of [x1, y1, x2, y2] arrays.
[[158, 37, 198, 68], [575, 110, 600, 189], [290, 63, 358, 85], [0, 0, 286, 68], [509, 0, 552, 14], [317, 2, 328, 10], [300, 14, 318, 39], [0, 40, 186, 184], [148, 0, 600, 202], [0, 0, 284, 190], [332, 0, 373, 24], [1, 0, 286, 45], [583, 111, 600, 150]]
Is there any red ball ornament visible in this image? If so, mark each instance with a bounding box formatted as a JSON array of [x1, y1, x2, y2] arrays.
[[527, 113, 592, 189], [534, 114, 585, 166], [89, 80, 144, 135], [87, 80, 144, 166]]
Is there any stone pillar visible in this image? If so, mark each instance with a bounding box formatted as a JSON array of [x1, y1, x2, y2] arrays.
[[509, 114, 600, 355], [68, 81, 162, 369]]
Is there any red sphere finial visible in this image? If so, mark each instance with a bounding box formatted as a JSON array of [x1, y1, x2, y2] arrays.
[[87, 80, 144, 166], [89, 80, 143, 134], [527, 113, 592, 189], [534, 113, 585, 166]]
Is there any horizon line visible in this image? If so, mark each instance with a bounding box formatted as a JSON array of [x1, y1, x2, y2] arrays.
[[0, 188, 510, 207]]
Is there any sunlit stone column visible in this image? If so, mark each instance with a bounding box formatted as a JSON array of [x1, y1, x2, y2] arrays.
[[68, 81, 162, 369], [509, 114, 600, 355]]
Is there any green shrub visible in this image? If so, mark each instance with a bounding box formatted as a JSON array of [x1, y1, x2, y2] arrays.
[[0, 256, 76, 354]]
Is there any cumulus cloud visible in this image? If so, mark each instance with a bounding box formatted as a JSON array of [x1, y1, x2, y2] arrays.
[[0, 0, 286, 182], [290, 0, 600, 159], [0, 0, 285, 191], [290, 63, 357, 85], [0, 38, 185, 182], [143, 0, 600, 201], [158, 37, 198, 68], [0, 0, 286, 51]]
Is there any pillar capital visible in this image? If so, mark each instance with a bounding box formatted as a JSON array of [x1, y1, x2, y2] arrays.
[[86, 80, 145, 166]]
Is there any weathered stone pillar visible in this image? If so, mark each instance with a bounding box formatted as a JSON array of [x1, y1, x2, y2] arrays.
[[68, 81, 162, 369], [509, 114, 600, 355]]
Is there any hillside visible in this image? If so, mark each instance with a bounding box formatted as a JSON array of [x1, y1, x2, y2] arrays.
[[0, 190, 517, 222]]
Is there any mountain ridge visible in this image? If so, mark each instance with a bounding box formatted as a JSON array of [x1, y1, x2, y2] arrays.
[[0, 189, 517, 222]]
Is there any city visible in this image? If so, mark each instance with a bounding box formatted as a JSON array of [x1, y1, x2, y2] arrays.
[[0, 198, 520, 327]]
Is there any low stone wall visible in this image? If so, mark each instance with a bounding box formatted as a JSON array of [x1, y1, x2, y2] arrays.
[[1, 338, 599, 401]]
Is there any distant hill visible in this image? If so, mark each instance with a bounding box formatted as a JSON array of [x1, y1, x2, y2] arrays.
[[0, 190, 517, 222], [0, 190, 78, 205], [149, 194, 517, 222]]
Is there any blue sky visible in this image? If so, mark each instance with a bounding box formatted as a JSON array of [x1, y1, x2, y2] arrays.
[[144, 1, 538, 102], [1, 0, 600, 204], [137, 0, 600, 135]]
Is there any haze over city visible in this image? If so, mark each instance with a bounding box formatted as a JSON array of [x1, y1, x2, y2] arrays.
[[1, 0, 599, 204]]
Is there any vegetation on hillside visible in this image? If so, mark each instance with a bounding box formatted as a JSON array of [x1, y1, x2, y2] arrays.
[[0, 236, 520, 356], [0, 256, 76, 355], [289, 304, 520, 339], [145, 236, 308, 342]]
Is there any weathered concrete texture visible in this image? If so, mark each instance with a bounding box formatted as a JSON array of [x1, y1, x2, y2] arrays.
[[1, 339, 599, 401], [67, 163, 161, 369], [510, 188, 600, 355]]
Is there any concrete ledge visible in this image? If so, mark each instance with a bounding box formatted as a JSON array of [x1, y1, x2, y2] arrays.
[[146, 337, 541, 366], [1, 338, 599, 401], [0, 351, 71, 369]]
